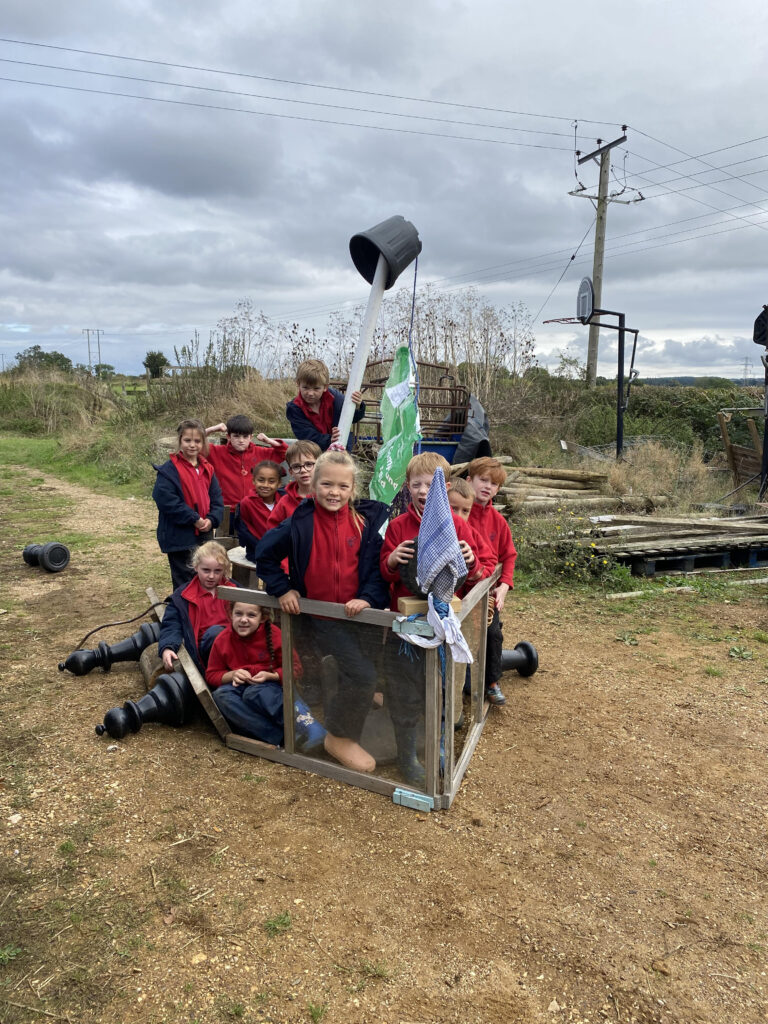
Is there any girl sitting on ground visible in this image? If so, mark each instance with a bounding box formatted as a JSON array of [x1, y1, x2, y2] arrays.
[[205, 600, 324, 753]]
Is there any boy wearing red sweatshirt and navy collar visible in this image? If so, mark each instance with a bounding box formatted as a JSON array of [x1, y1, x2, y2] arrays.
[[205, 414, 287, 517], [285, 359, 365, 452], [255, 450, 389, 775], [466, 456, 518, 706]]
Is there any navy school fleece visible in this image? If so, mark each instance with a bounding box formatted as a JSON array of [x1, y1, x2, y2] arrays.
[[152, 459, 224, 553], [254, 498, 390, 609], [285, 387, 365, 452]]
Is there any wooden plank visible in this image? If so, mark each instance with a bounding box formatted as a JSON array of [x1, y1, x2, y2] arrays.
[[146, 586, 166, 622], [225, 735, 402, 796], [217, 586, 399, 628], [718, 411, 739, 487], [176, 645, 232, 742], [747, 419, 763, 458]]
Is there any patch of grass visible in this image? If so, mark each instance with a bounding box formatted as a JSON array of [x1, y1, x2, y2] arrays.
[[359, 958, 391, 980], [0, 944, 22, 965], [217, 996, 246, 1019], [58, 839, 77, 857], [307, 1001, 328, 1023], [615, 630, 639, 646], [752, 629, 768, 644], [241, 771, 267, 783], [263, 911, 292, 937], [648, 857, 658, 867], [704, 665, 724, 677]]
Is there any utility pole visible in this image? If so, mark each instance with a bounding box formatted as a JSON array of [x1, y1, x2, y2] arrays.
[[82, 328, 92, 372], [82, 328, 103, 374], [570, 132, 629, 387]]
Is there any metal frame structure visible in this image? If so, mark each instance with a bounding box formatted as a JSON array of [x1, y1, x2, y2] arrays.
[[215, 569, 499, 810]]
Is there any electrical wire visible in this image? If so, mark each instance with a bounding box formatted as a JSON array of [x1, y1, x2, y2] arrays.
[[530, 217, 596, 322], [0, 36, 625, 128], [0, 75, 577, 151], [0, 56, 593, 141]]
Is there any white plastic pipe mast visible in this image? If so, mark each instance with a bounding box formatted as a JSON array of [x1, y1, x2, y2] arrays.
[[334, 252, 388, 449], [334, 215, 422, 451]]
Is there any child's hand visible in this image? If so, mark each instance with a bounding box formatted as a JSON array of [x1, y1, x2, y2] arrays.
[[231, 668, 254, 686], [387, 539, 415, 571], [494, 581, 510, 612], [279, 590, 301, 615], [196, 517, 212, 533], [345, 598, 370, 617], [330, 426, 340, 443], [350, 390, 363, 406], [459, 540, 475, 567], [256, 432, 281, 447], [162, 649, 179, 671], [250, 670, 278, 683]]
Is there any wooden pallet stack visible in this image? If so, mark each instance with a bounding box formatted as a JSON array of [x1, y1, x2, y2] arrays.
[[589, 513, 768, 576]]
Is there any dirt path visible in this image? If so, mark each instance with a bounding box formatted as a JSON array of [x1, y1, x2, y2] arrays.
[[1, 464, 767, 1024]]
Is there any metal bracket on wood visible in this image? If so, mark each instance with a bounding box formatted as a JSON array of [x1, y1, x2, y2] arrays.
[[392, 788, 434, 812], [391, 618, 435, 638]]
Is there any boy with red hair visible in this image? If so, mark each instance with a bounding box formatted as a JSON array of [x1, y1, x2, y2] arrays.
[[466, 456, 517, 705]]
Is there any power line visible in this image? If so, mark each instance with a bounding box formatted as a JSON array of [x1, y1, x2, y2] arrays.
[[0, 75, 576, 151], [0, 36, 625, 128], [0, 56, 594, 141], [531, 218, 596, 322]]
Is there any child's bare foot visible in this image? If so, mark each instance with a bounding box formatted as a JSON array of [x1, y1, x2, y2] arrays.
[[372, 691, 384, 708], [324, 733, 376, 773]]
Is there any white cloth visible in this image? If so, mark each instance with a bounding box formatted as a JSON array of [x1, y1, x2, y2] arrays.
[[398, 593, 474, 664]]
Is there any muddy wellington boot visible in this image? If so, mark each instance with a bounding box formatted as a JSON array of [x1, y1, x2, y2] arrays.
[[294, 698, 327, 756], [395, 726, 426, 789]]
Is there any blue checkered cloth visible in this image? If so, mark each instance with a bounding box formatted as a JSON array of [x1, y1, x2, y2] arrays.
[[416, 467, 467, 603]]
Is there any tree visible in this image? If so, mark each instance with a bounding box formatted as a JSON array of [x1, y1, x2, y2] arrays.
[[143, 350, 170, 378], [93, 363, 115, 379], [15, 344, 72, 373]]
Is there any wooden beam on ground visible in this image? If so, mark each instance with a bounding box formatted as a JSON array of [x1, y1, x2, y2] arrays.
[[176, 646, 232, 742]]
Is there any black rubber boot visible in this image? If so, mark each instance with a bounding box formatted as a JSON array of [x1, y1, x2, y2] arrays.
[[395, 726, 426, 790]]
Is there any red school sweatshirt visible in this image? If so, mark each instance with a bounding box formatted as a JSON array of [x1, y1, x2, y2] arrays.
[[207, 440, 288, 507], [206, 621, 286, 687], [379, 503, 479, 611], [302, 503, 361, 604], [467, 501, 517, 587]]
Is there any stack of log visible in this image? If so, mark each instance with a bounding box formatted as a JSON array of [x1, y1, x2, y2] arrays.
[[450, 459, 667, 515]]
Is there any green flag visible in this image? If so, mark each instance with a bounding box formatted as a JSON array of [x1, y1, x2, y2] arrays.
[[369, 345, 421, 505]]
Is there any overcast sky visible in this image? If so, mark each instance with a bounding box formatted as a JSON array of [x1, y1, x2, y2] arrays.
[[2, 0, 768, 380]]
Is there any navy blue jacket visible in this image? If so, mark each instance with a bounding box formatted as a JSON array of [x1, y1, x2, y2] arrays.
[[158, 580, 239, 672], [285, 387, 365, 452], [255, 498, 389, 609], [152, 459, 224, 553]]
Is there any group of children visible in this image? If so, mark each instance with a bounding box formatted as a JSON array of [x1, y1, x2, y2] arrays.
[[152, 357, 517, 781]]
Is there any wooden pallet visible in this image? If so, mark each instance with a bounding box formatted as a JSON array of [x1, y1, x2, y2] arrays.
[[589, 513, 768, 577]]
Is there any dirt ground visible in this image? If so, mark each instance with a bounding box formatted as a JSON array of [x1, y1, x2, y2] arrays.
[[1, 463, 767, 1024]]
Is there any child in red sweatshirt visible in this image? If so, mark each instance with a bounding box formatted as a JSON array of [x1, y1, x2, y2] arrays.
[[256, 451, 389, 775], [205, 414, 287, 519], [379, 452, 479, 787], [206, 600, 324, 752], [466, 456, 518, 706], [266, 440, 320, 528], [237, 461, 284, 561]]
